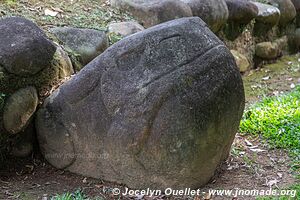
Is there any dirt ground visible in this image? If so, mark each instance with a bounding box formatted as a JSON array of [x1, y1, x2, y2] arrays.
[[1, 55, 300, 200], [0, 134, 296, 200]]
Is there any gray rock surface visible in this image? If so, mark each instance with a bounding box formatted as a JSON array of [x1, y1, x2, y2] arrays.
[[255, 41, 280, 59], [226, 0, 258, 24], [3, 87, 38, 134], [230, 50, 250, 72], [0, 17, 56, 76], [50, 27, 109, 68], [108, 21, 145, 37], [291, 0, 300, 26], [269, 0, 296, 25], [36, 17, 245, 189], [180, 0, 229, 32], [252, 1, 281, 26], [110, 0, 193, 28]]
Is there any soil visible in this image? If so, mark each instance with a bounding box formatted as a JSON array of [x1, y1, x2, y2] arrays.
[[1, 54, 299, 200], [0, 135, 295, 200]]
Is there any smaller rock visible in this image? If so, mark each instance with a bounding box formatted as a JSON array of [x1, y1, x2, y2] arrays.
[[108, 21, 145, 37], [0, 17, 56, 76], [180, 0, 229, 32], [55, 45, 74, 78], [230, 50, 250, 72], [11, 141, 33, 157], [252, 1, 281, 26], [50, 27, 109, 68], [291, 0, 300, 26], [255, 42, 280, 59], [269, 0, 296, 26], [289, 28, 300, 50], [3, 87, 38, 134], [111, 0, 193, 28], [274, 36, 289, 53], [226, 0, 258, 24], [10, 122, 35, 157]]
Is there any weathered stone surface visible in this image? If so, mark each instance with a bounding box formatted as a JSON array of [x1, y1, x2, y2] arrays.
[[226, 0, 258, 24], [230, 50, 250, 72], [3, 87, 38, 134], [55, 45, 74, 78], [11, 122, 35, 157], [36, 17, 245, 189], [50, 27, 109, 68], [289, 28, 300, 50], [0, 17, 56, 76], [291, 0, 300, 26], [252, 1, 281, 26], [180, 0, 228, 32], [111, 0, 193, 28], [255, 41, 280, 59], [269, 0, 296, 25], [108, 21, 145, 37]]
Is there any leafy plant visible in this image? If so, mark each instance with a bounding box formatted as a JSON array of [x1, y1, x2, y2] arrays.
[[51, 189, 89, 200], [107, 32, 123, 45], [240, 86, 300, 153]]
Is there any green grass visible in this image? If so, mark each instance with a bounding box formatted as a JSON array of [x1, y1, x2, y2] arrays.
[[51, 189, 91, 200], [240, 86, 300, 199], [240, 86, 300, 154]]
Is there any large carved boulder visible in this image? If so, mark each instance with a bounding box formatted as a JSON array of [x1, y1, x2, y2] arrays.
[[36, 17, 245, 189]]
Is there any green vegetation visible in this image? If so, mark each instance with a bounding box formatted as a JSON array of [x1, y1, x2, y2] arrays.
[[240, 86, 300, 153], [257, 184, 300, 200], [0, 0, 133, 31], [240, 86, 300, 199], [51, 190, 91, 200]]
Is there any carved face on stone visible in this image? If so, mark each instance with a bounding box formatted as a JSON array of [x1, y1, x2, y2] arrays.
[[36, 17, 245, 189]]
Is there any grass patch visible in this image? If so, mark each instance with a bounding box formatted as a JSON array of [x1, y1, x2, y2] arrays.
[[240, 86, 300, 154], [51, 189, 91, 200], [240, 86, 300, 199]]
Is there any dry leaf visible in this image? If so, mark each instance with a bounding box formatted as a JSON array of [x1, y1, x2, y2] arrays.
[[245, 139, 253, 146], [44, 8, 58, 17]]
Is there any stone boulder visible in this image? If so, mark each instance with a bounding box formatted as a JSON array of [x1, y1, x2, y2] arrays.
[[110, 0, 193, 28], [226, 0, 258, 24], [252, 1, 281, 26], [230, 50, 250, 72], [180, 0, 229, 32], [0, 17, 74, 156], [3, 87, 38, 134], [108, 21, 145, 37], [291, 0, 300, 26], [255, 41, 280, 59], [269, 0, 296, 26], [36, 17, 245, 189], [0, 17, 56, 76], [50, 27, 109, 71]]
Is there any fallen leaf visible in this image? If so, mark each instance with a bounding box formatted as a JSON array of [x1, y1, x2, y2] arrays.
[[262, 76, 270, 81], [250, 148, 266, 153], [44, 8, 58, 17], [266, 179, 279, 187], [290, 83, 295, 89], [245, 139, 253, 146], [82, 177, 87, 183]]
